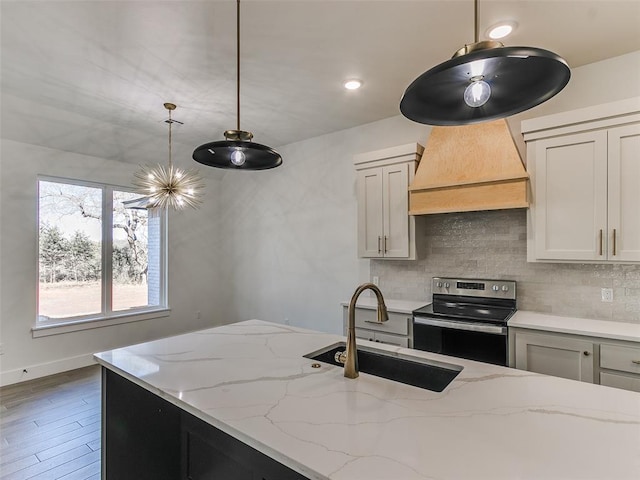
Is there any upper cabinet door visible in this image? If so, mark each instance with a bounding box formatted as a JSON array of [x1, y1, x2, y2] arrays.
[[382, 164, 410, 258], [533, 130, 608, 261], [357, 168, 384, 258], [608, 123, 640, 262], [354, 143, 422, 260]]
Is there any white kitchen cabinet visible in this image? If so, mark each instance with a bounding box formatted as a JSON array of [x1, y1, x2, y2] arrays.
[[354, 143, 423, 259], [599, 343, 640, 392], [343, 306, 412, 348], [513, 330, 595, 383], [607, 124, 640, 261], [510, 324, 640, 392], [523, 98, 640, 263]]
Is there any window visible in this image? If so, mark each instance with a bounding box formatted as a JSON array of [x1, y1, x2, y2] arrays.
[[37, 177, 167, 330]]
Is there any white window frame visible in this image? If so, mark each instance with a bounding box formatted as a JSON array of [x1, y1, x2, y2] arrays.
[[33, 176, 169, 337]]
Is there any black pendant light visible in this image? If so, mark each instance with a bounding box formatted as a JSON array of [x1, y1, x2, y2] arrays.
[[400, 0, 571, 126], [193, 0, 282, 170]]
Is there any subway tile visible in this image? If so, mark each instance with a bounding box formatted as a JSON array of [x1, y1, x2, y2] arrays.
[[370, 209, 640, 324]]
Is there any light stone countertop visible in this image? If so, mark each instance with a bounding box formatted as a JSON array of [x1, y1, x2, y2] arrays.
[[95, 320, 640, 480], [510, 310, 640, 343], [340, 297, 428, 314]]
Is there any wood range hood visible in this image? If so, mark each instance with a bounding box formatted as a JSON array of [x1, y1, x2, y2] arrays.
[[409, 119, 529, 215]]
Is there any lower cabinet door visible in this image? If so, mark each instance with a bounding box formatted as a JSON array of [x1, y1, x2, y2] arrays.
[[182, 410, 307, 480], [103, 369, 181, 480], [600, 372, 640, 392], [514, 331, 594, 383], [102, 368, 308, 480], [184, 426, 253, 480]]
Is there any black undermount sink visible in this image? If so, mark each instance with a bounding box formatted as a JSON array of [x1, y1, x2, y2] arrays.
[[304, 342, 462, 392]]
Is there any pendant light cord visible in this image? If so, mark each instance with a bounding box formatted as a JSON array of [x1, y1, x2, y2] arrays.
[[168, 108, 173, 170], [474, 0, 479, 43], [236, 0, 241, 131]]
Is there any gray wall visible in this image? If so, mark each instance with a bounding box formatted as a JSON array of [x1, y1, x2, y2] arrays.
[[372, 210, 640, 323], [0, 139, 225, 384]]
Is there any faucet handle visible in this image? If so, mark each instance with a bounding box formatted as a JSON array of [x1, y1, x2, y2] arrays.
[[334, 351, 347, 364]]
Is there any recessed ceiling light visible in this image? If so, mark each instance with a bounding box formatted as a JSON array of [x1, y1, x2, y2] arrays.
[[487, 21, 517, 40], [344, 79, 362, 90]]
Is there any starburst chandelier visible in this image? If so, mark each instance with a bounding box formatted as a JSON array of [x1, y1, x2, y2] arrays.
[[133, 103, 204, 210]]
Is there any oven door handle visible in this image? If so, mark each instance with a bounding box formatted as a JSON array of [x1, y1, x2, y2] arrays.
[[413, 316, 507, 335]]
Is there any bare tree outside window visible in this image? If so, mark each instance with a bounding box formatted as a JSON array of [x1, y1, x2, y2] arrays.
[[112, 190, 150, 311]]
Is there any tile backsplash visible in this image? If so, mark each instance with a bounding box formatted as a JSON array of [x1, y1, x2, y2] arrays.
[[371, 209, 640, 323]]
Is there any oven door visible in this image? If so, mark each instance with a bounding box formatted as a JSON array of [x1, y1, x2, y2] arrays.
[[413, 316, 508, 366]]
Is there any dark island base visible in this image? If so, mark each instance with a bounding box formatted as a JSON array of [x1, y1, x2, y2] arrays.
[[102, 367, 308, 480]]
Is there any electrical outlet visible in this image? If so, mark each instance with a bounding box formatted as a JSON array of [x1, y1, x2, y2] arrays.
[[601, 288, 614, 303], [195, 310, 201, 319], [372, 276, 379, 286]]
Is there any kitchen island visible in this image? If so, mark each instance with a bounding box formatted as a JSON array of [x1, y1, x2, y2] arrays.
[[95, 320, 640, 479]]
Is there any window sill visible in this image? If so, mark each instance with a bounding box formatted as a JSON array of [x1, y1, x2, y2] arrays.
[[32, 308, 171, 338]]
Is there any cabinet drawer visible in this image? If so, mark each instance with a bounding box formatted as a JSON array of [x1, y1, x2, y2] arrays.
[[600, 372, 640, 393], [374, 331, 410, 347], [352, 308, 410, 335], [600, 343, 640, 374], [355, 328, 375, 342]]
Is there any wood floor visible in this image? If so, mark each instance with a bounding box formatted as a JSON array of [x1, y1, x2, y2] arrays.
[[0, 366, 102, 480]]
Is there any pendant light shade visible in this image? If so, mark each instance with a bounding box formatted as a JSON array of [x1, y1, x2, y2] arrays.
[[400, 1, 570, 126], [193, 0, 282, 170], [193, 131, 282, 170]]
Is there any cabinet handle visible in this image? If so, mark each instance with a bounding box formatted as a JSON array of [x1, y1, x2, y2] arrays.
[[599, 229, 603, 256], [583, 351, 591, 356], [383, 236, 388, 253], [612, 229, 617, 256], [377, 236, 382, 254], [365, 319, 386, 325], [632, 360, 640, 365]]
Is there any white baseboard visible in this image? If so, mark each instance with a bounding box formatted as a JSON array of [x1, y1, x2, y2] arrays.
[[0, 354, 97, 387]]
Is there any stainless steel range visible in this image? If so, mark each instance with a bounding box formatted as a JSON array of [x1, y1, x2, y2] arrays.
[[412, 277, 516, 366]]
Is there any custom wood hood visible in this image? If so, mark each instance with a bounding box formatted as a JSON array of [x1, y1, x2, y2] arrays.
[[409, 119, 529, 215]]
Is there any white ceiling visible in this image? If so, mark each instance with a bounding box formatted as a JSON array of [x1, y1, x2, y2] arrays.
[[1, 1, 639, 166]]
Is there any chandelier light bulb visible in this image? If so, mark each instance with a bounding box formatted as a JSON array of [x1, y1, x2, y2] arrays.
[[231, 149, 246, 166], [464, 78, 491, 107]]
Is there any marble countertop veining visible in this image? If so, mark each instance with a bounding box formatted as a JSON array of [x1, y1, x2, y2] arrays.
[[95, 320, 640, 480], [510, 310, 640, 342]]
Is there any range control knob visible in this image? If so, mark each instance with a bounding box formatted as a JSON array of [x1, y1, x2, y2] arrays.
[[502, 285, 509, 292], [436, 282, 443, 288], [492, 285, 499, 292], [444, 282, 450, 288]]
